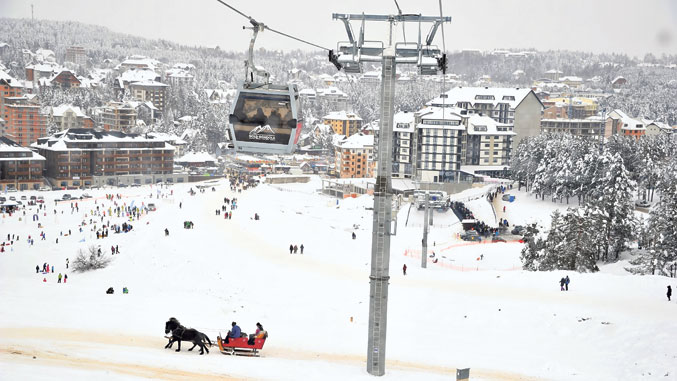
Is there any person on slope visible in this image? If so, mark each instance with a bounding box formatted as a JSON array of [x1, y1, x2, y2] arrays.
[[668, 285, 672, 302], [559, 277, 566, 291]]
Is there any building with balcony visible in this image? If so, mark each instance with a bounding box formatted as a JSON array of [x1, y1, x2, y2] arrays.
[[414, 107, 466, 183], [335, 133, 374, 178], [427, 86, 543, 146], [323, 111, 362, 137], [0, 136, 45, 191], [49, 70, 81, 89], [65, 46, 87, 66], [99, 102, 137, 132], [541, 117, 605, 138], [462, 114, 515, 177], [51, 105, 94, 130], [32, 128, 174, 188], [1, 97, 47, 147], [129, 80, 168, 114]]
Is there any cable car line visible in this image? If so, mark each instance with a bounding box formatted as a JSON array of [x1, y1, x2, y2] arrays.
[[215, 0, 331, 51]]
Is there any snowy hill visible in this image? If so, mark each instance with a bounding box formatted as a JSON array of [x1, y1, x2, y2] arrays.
[[0, 177, 675, 380]]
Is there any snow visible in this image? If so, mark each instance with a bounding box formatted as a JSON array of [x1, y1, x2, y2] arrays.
[[0, 178, 675, 380]]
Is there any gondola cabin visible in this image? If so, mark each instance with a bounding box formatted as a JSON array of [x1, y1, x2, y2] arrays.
[[228, 83, 301, 155]]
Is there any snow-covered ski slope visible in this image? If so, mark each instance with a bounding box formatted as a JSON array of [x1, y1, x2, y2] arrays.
[[0, 176, 675, 380]]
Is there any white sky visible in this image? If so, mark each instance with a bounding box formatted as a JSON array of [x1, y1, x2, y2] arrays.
[[1, 0, 676, 58]]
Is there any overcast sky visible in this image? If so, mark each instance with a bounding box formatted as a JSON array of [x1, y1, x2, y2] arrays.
[[1, 0, 676, 58]]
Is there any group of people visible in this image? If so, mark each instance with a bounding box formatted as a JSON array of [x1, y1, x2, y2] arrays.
[[288, 244, 304, 254], [37, 262, 68, 283], [224, 322, 267, 345], [559, 275, 571, 291]]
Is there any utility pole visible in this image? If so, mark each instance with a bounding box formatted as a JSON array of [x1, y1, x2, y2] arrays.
[[422, 192, 429, 268], [331, 12, 450, 377]]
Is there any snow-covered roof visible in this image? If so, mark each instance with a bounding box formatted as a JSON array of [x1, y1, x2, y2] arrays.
[[545, 69, 563, 74], [323, 111, 362, 121], [316, 87, 347, 97], [610, 110, 644, 130], [299, 88, 316, 96], [0, 136, 46, 161], [176, 152, 216, 163], [119, 55, 160, 70], [466, 114, 515, 136], [129, 80, 168, 88], [427, 87, 534, 109], [52, 104, 87, 118], [118, 69, 160, 84], [338, 133, 373, 149], [148, 132, 187, 145], [32, 128, 172, 150]]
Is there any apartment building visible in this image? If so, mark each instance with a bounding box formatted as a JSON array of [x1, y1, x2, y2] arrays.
[[335, 133, 374, 178], [463, 114, 515, 169], [323, 111, 363, 137], [100, 101, 137, 132], [415, 107, 466, 183], [372, 111, 416, 179], [541, 117, 605, 138], [0, 136, 45, 191], [316, 87, 349, 112], [427, 86, 543, 146], [51, 105, 95, 130], [129, 81, 168, 114], [33, 128, 174, 188], [65, 46, 87, 66], [2, 97, 47, 147]]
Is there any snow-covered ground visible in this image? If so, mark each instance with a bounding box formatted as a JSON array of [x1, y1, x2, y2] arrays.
[[1, 176, 675, 381]]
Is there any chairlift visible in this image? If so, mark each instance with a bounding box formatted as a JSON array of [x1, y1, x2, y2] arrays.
[[228, 20, 301, 155]]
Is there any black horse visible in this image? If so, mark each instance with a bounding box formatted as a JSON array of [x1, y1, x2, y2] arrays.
[[164, 317, 212, 355]]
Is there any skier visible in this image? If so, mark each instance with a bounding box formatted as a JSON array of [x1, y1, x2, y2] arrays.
[[559, 277, 566, 291], [403, 264, 407, 275], [668, 285, 672, 301], [565, 275, 570, 291], [300, 244, 304, 254], [352, 232, 356, 240], [289, 244, 294, 254], [293, 245, 298, 254], [66, 258, 69, 269], [58, 273, 62, 283], [503, 206, 506, 213], [64, 274, 67, 283], [36, 265, 39, 273], [165, 228, 169, 236]]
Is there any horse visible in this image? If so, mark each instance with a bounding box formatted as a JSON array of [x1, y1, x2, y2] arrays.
[[164, 317, 212, 355]]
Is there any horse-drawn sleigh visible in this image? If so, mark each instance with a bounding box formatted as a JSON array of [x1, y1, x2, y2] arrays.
[[164, 318, 267, 356]]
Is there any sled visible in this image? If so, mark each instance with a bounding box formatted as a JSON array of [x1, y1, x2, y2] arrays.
[[217, 335, 266, 357]]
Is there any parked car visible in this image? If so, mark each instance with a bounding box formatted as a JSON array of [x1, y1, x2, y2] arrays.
[[37, 196, 45, 203], [81, 193, 92, 199], [147, 203, 157, 211], [501, 194, 512, 201], [635, 199, 651, 208], [62, 194, 72, 200], [30, 196, 37, 200], [461, 230, 482, 242], [9, 196, 16, 201], [511, 225, 526, 235], [20, 195, 27, 200], [492, 236, 507, 243], [0, 196, 6, 202]]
